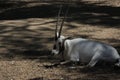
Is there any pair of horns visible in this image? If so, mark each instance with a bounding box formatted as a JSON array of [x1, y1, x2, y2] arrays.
[[55, 4, 69, 40]]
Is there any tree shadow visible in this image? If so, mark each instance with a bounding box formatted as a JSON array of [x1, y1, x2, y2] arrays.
[[0, 23, 54, 60], [58, 62, 120, 80], [0, 1, 120, 28], [28, 77, 44, 80], [66, 1, 120, 28], [0, 4, 58, 20]]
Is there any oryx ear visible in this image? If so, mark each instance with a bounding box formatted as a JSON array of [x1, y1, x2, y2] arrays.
[[57, 32, 59, 38]]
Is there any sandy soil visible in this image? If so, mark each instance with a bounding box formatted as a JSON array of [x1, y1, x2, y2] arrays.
[[0, 0, 120, 80]]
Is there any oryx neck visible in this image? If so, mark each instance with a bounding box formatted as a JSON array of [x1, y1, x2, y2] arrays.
[[59, 38, 68, 54]]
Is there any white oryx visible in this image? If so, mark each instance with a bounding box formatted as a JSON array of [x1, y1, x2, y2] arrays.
[[51, 5, 120, 67]]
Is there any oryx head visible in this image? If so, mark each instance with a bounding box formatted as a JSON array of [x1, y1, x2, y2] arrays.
[[52, 33, 65, 55], [51, 5, 69, 55]]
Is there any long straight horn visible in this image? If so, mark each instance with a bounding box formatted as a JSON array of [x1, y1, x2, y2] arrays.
[[55, 5, 63, 41], [58, 4, 69, 38]]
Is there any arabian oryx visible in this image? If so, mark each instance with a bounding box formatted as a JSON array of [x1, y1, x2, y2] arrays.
[[51, 5, 120, 68]]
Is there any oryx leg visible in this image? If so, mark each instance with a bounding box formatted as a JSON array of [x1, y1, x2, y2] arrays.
[[87, 52, 101, 67], [58, 60, 71, 65], [44, 60, 71, 68]]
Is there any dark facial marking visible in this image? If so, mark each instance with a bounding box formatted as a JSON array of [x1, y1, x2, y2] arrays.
[[53, 44, 57, 50]]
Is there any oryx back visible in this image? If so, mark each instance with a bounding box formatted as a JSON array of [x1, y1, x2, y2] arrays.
[[64, 38, 120, 65]]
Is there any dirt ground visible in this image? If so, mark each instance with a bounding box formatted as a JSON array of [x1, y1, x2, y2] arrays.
[[0, 0, 120, 80]]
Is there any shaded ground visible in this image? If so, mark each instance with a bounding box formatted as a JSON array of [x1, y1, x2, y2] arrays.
[[0, 0, 120, 80]]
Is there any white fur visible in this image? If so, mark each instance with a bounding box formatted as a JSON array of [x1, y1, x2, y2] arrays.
[[52, 36, 120, 67]]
